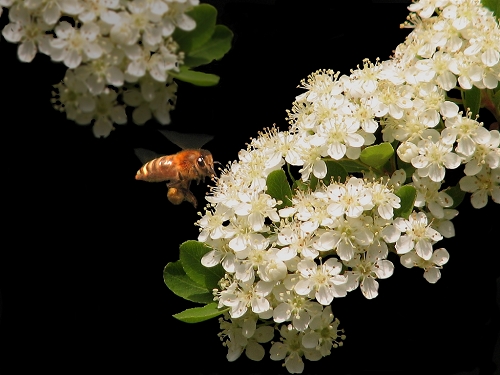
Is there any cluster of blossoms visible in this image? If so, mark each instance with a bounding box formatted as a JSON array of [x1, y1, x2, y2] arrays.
[[191, 0, 500, 373], [1, 0, 198, 137]]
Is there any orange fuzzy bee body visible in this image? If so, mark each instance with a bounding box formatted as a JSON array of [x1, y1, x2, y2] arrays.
[[135, 148, 215, 208]]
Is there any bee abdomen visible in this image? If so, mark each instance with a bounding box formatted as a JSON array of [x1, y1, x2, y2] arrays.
[[135, 156, 175, 182]]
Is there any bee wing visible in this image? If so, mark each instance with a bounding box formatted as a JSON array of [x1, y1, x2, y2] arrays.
[[134, 148, 163, 165], [158, 129, 214, 150]]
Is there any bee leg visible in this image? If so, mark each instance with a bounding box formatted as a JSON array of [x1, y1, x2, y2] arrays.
[[183, 189, 198, 208]]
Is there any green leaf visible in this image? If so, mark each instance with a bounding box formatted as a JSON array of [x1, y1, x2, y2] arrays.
[[179, 240, 225, 290], [337, 159, 369, 174], [266, 169, 293, 209], [310, 160, 348, 190], [446, 184, 466, 209], [184, 25, 234, 68], [360, 143, 394, 170], [163, 261, 215, 304], [481, 0, 499, 17], [393, 185, 417, 219], [173, 302, 227, 323], [461, 86, 481, 119], [172, 4, 217, 54], [292, 179, 309, 192], [169, 66, 220, 86]]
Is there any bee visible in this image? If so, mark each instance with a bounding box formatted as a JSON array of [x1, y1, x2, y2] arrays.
[[135, 130, 216, 208]]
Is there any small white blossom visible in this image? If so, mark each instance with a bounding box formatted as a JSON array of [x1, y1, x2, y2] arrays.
[[459, 167, 500, 208], [400, 247, 450, 283], [270, 326, 321, 374], [344, 253, 394, 299], [294, 258, 348, 305], [301, 305, 345, 356], [394, 212, 443, 260]]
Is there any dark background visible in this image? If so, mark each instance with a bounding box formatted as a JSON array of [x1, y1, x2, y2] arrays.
[[1, 1, 499, 374]]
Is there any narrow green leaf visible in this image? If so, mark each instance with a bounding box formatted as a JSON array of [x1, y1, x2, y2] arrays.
[[172, 4, 217, 54], [446, 185, 466, 209], [461, 86, 481, 118], [169, 67, 220, 86], [180, 240, 225, 290], [310, 160, 348, 190], [393, 185, 417, 219], [173, 302, 227, 323], [360, 143, 394, 169], [266, 169, 293, 209], [184, 25, 234, 68], [163, 261, 215, 304]]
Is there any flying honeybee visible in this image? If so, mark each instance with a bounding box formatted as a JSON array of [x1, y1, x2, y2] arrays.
[[135, 130, 216, 208]]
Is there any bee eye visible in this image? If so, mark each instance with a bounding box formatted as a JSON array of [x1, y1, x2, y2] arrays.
[[197, 157, 206, 167]]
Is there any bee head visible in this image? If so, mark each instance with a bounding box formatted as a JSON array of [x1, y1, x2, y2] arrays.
[[197, 149, 216, 178]]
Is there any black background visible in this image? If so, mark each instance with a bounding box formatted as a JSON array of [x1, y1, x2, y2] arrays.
[[1, 1, 499, 374]]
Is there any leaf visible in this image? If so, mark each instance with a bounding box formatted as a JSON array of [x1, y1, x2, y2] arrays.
[[173, 302, 227, 323], [169, 66, 220, 86], [310, 160, 348, 190], [446, 184, 466, 209], [293, 179, 309, 192], [163, 261, 215, 304], [461, 86, 481, 119], [481, 0, 499, 17], [337, 159, 369, 173], [179, 240, 225, 290], [393, 185, 417, 219], [172, 4, 217, 54], [360, 143, 394, 170], [266, 169, 293, 209], [184, 25, 234, 68]]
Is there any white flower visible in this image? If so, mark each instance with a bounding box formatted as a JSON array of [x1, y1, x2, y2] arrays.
[[459, 167, 500, 208], [326, 177, 373, 218], [314, 216, 374, 261], [270, 326, 321, 374], [2, 18, 53, 62], [219, 313, 274, 362], [344, 253, 394, 299], [50, 21, 103, 69], [367, 180, 401, 220], [426, 208, 458, 238], [219, 280, 272, 319], [272, 283, 323, 331], [294, 258, 348, 305], [442, 114, 492, 157], [463, 130, 500, 176], [309, 118, 365, 160], [301, 305, 345, 356], [201, 238, 236, 273], [393, 211, 443, 260], [400, 247, 450, 283], [411, 174, 453, 219], [161, 1, 197, 35], [90, 89, 127, 137], [233, 192, 280, 232], [411, 137, 462, 182]]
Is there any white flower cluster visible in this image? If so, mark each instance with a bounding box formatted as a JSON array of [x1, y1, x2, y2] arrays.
[[1, 0, 198, 136], [194, 0, 500, 373]]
